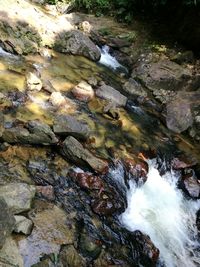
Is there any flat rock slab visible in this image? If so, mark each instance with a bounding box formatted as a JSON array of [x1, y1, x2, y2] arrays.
[[96, 84, 127, 107], [63, 136, 108, 173], [18, 201, 76, 266], [53, 114, 91, 140], [0, 183, 36, 214]]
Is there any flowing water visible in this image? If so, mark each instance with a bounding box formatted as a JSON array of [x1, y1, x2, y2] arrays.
[[120, 160, 200, 267], [0, 45, 200, 266]]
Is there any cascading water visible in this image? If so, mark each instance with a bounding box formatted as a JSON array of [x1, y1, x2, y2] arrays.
[[116, 160, 200, 267], [98, 45, 128, 73]]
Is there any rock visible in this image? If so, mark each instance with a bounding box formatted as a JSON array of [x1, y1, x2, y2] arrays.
[[197, 209, 200, 232], [79, 232, 102, 260], [179, 170, 200, 199], [60, 245, 86, 267], [87, 76, 98, 86], [0, 183, 36, 214], [171, 155, 198, 170], [0, 236, 24, 267], [70, 170, 104, 192], [53, 114, 91, 140], [14, 215, 33, 235], [36, 185, 55, 201], [72, 81, 94, 102], [0, 112, 4, 137], [2, 121, 58, 145], [123, 157, 148, 185], [49, 92, 67, 107], [62, 136, 108, 173], [123, 78, 147, 98], [172, 51, 194, 64], [132, 230, 159, 266], [56, 1, 75, 14], [31, 258, 55, 267], [79, 21, 92, 33], [54, 30, 101, 61], [133, 60, 192, 93], [166, 98, 193, 133], [96, 84, 127, 107], [18, 201, 76, 266], [0, 198, 15, 249], [26, 72, 42, 91]]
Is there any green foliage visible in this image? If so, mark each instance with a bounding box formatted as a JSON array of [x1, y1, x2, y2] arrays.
[[75, 0, 110, 14]]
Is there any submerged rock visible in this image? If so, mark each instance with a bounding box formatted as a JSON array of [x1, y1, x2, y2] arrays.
[[72, 80, 94, 102], [62, 136, 108, 173], [96, 83, 127, 107], [0, 198, 15, 249], [54, 30, 101, 61], [0, 183, 36, 214], [53, 114, 91, 140]]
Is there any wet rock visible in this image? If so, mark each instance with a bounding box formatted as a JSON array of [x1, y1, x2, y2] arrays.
[[133, 60, 192, 93], [96, 83, 127, 107], [0, 183, 36, 214], [79, 232, 102, 260], [70, 170, 104, 192], [26, 72, 42, 91], [87, 76, 98, 86], [53, 114, 91, 140], [123, 78, 147, 98], [72, 80, 94, 102], [36, 185, 55, 201], [0, 198, 15, 249], [132, 230, 159, 267], [91, 192, 125, 216], [179, 169, 200, 198], [42, 80, 56, 93], [19, 201, 76, 266], [171, 155, 198, 170], [0, 236, 24, 267], [54, 30, 101, 61], [166, 98, 193, 133], [171, 51, 194, 64], [14, 215, 33, 235], [49, 92, 67, 107], [123, 157, 148, 185], [60, 245, 86, 267], [2, 121, 58, 145], [62, 136, 109, 173]]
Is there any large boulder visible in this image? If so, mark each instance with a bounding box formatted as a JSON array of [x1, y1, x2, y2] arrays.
[[2, 120, 58, 145], [53, 114, 91, 140], [96, 83, 127, 107], [0, 198, 15, 249], [54, 30, 101, 61], [166, 98, 193, 133], [62, 136, 108, 173], [0, 183, 36, 214], [133, 60, 192, 95], [18, 201, 76, 266]]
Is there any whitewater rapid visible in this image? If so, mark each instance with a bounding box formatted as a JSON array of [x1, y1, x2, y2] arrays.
[[118, 161, 200, 267]]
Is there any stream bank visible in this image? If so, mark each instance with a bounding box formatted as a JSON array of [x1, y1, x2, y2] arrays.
[[0, 1, 200, 266]]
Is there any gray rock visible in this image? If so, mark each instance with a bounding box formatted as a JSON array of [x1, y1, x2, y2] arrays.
[[0, 183, 36, 214], [26, 72, 42, 91], [123, 78, 147, 98], [133, 60, 192, 93], [166, 99, 193, 133], [54, 30, 101, 61], [2, 121, 58, 145], [96, 84, 127, 107], [60, 245, 86, 267], [0, 198, 15, 249], [0, 236, 24, 267], [18, 201, 76, 266], [14, 215, 33, 235], [62, 136, 108, 173], [53, 114, 91, 140]]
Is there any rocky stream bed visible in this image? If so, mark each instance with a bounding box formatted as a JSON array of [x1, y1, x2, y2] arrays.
[[0, 1, 200, 266]]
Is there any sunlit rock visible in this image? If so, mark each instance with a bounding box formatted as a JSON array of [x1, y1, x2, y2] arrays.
[[72, 80, 94, 102], [14, 215, 33, 235], [26, 72, 42, 91]]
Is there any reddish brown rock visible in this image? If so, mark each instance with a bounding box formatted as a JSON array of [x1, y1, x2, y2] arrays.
[[171, 155, 197, 170], [179, 170, 200, 198]]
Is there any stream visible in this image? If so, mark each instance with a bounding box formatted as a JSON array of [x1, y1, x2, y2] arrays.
[[0, 44, 200, 267]]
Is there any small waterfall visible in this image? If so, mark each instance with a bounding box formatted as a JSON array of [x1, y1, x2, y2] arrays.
[[98, 45, 128, 73], [117, 160, 200, 267]]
